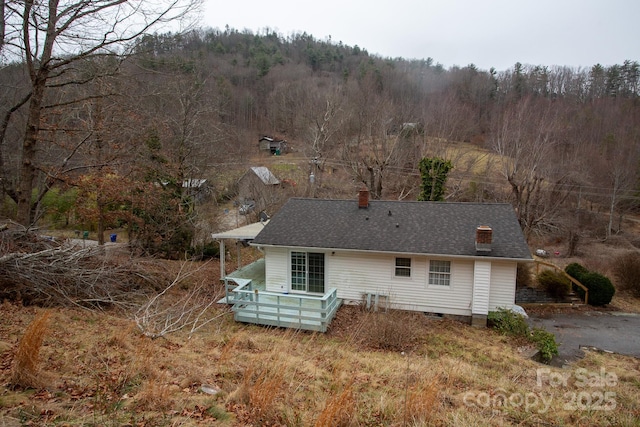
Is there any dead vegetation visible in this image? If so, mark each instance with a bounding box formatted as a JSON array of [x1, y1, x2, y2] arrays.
[[1, 300, 638, 426], [134, 260, 227, 339], [9, 310, 51, 389], [1, 225, 639, 425], [0, 225, 166, 310]]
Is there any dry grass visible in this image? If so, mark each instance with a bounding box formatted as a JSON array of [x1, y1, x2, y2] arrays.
[[403, 376, 439, 425], [0, 288, 639, 426], [9, 310, 51, 389], [314, 381, 355, 427], [135, 375, 173, 411]]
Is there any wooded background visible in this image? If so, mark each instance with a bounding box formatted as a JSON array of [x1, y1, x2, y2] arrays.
[[1, 2, 639, 255]]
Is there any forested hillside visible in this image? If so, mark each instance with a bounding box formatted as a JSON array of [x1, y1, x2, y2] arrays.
[[2, 24, 639, 252]]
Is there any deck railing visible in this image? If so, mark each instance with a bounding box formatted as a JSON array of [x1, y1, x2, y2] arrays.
[[231, 282, 341, 333]]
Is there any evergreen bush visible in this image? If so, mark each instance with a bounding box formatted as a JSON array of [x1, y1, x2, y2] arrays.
[[530, 328, 559, 363], [565, 262, 588, 281], [565, 263, 615, 306], [189, 242, 220, 260], [488, 308, 529, 337], [581, 272, 616, 306]]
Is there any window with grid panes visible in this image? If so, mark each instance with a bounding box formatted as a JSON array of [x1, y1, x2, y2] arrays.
[[429, 260, 451, 286]]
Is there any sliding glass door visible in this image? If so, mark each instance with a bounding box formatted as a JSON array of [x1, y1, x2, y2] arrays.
[[291, 251, 325, 293]]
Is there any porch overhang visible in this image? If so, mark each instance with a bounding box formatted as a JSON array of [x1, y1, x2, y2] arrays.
[[210, 221, 268, 241], [211, 221, 268, 285]]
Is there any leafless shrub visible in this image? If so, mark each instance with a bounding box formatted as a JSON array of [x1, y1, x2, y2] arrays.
[[355, 310, 421, 352], [612, 252, 640, 296], [10, 310, 52, 389], [134, 260, 226, 339], [516, 262, 534, 288]]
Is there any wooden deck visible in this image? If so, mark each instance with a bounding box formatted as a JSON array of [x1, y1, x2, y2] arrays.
[[220, 259, 342, 332]]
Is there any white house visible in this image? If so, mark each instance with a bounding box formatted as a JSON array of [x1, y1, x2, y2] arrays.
[[249, 190, 532, 327], [213, 190, 532, 330]]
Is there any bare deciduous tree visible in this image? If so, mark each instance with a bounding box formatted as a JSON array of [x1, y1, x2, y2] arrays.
[[1, 0, 201, 226], [491, 97, 574, 239]]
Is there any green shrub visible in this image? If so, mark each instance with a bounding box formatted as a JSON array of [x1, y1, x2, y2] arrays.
[[489, 308, 558, 364], [537, 270, 571, 299], [565, 262, 589, 281], [530, 328, 559, 363], [488, 308, 529, 337], [581, 272, 616, 306], [565, 263, 616, 306], [612, 252, 640, 297]]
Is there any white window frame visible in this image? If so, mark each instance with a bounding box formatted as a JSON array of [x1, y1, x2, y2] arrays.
[[429, 260, 451, 286], [395, 257, 412, 278], [290, 251, 325, 294]]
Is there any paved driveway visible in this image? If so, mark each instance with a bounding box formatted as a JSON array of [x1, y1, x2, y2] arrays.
[[528, 311, 640, 366]]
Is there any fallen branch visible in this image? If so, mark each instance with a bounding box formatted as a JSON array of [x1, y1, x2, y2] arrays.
[[134, 260, 226, 339], [0, 230, 164, 309]]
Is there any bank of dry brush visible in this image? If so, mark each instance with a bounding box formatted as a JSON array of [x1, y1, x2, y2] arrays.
[[0, 226, 164, 309]]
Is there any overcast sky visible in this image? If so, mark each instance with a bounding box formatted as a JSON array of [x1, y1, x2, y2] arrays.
[[201, 0, 640, 72]]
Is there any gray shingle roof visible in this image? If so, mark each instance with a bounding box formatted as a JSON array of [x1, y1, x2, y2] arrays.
[[252, 198, 532, 260], [250, 166, 280, 185]]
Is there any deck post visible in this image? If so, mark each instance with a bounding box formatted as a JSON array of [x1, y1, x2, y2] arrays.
[[276, 295, 281, 327], [219, 239, 226, 294], [254, 289, 259, 321]]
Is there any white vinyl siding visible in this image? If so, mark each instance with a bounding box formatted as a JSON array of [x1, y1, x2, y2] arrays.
[[488, 261, 517, 310], [330, 251, 474, 316], [472, 261, 491, 315], [264, 247, 289, 292], [262, 246, 519, 318]]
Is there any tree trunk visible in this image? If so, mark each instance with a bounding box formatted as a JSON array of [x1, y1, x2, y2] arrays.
[[16, 79, 46, 226]]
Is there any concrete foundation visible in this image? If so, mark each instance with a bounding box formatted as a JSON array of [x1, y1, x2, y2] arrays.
[[471, 314, 488, 328]]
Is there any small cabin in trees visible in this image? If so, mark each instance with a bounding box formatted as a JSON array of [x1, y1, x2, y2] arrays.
[[237, 166, 281, 212], [258, 136, 287, 155]]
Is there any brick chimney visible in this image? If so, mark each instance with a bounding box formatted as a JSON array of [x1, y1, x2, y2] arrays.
[[358, 188, 369, 209], [475, 226, 492, 252]]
